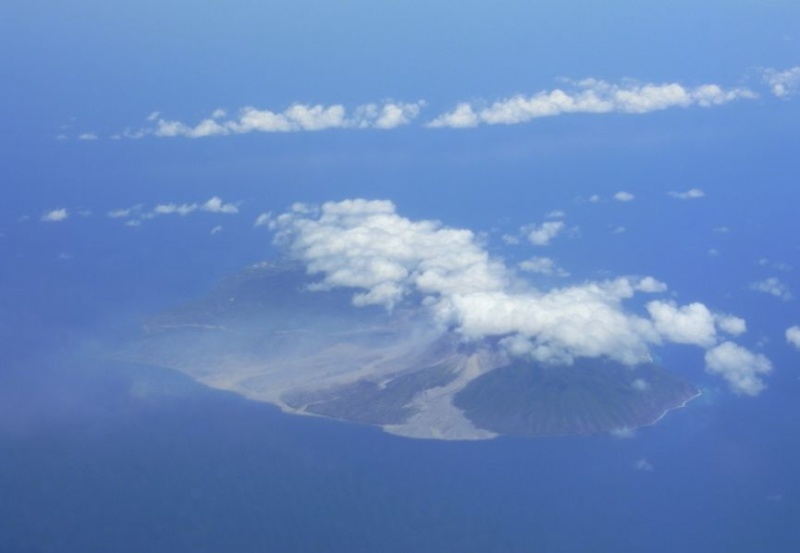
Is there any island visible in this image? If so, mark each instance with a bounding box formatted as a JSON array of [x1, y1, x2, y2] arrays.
[[118, 262, 700, 440]]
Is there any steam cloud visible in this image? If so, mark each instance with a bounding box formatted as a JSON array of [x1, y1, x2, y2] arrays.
[[270, 199, 771, 394]]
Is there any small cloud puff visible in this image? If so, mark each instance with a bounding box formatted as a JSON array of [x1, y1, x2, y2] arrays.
[[715, 314, 747, 336], [646, 301, 719, 347], [634, 458, 654, 471], [704, 341, 772, 396], [518, 256, 570, 277], [635, 277, 668, 293], [645, 301, 746, 348], [254, 212, 273, 228], [202, 197, 239, 214], [763, 66, 800, 98], [749, 277, 792, 301], [154, 202, 197, 216], [668, 188, 705, 200], [427, 102, 479, 128], [786, 326, 800, 350], [614, 191, 635, 202], [41, 209, 68, 222], [757, 258, 792, 272], [527, 221, 565, 246], [610, 427, 637, 439], [107, 206, 140, 219]]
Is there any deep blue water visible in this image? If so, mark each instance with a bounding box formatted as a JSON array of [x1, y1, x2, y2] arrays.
[[2, 102, 799, 552], [2, 353, 798, 552]]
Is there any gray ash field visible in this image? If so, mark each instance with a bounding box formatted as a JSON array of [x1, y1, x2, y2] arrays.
[[120, 262, 699, 440]]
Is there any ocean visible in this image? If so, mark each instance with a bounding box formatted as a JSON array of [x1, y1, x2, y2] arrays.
[[1, 103, 799, 552]]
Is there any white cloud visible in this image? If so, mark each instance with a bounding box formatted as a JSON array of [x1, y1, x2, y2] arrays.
[[757, 258, 792, 272], [631, 378, 650, 392], [614, 191, 635, 202], [428, 79, 755, 128], [110, 128, 148, 140], [150, 197, 239, 218], [106, 74, 765, 139], [749, 277, 792, 301], [527, 221, 565, 246], [254, 212, 272, 228], [270, 199, 763, 379], [427, 102, 479, 128], [715, 314, 747, 336], [351, 101, 425, 129], [588, 194, 601, 203], [644, 301, 748, 348], [107, 206, 140, 219], [610, 427, 636, 439], [704, 342, 772, 396], [78, 133, 98, 141], [646, 301, 718, 347], [140, 101, 425, 138], [763, 66, 800, 97], [105, 198, 239, 225], [668, 188, 705, 200], [41, 209, 68, 222], [452, 280, 663, 365], [545, 210, 566, 219], [635, 277, 668, 293], [786, 326, 800, 350], [201, 196, 238, 214], [518, 256, 569, 277], [210, 225, 223, 235], [634, 457, 654, 471], [272, 199, 510, 310], [154, 202, 198, 216]]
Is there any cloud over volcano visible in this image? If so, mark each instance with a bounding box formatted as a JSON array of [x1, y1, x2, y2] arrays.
[[270, 199, 771, 394]]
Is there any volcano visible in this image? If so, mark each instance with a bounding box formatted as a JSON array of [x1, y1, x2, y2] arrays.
[[119, 262, 699, 440]]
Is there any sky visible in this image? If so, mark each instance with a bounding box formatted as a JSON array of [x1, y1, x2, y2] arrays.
[[2, 1, 800, 551]]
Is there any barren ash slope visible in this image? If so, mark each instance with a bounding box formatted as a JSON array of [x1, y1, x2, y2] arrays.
[[119, 262, 699, 441]]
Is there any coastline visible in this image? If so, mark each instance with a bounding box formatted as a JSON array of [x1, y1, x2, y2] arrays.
[[648, 388, 703, 428]]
